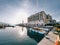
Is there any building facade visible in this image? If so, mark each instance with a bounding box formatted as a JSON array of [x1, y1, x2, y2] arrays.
[[28, 11, 52, 26]]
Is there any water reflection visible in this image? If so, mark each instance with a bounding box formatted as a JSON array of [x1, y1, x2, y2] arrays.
[[27, 28, 45, 43], [19, 30, 25, 36], [0, 26, 37, 45]]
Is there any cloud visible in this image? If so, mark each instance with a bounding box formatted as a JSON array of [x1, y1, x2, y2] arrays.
[[0, 0, 60, 24], [0, 0, 31, 24]]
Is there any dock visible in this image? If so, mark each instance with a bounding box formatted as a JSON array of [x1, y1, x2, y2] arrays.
[[38, 31, 57, 45]]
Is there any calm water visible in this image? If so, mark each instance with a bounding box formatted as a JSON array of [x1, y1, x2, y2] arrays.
[[0, 26, 37, 45]]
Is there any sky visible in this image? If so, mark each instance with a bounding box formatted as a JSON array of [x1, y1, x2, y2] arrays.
[[0, 0, 60, 24]]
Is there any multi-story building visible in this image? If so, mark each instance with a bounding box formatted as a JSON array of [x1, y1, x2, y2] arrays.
[[28, 11, 52, 26], [51, 19, 56, 23], [45, 14, 52, 23]]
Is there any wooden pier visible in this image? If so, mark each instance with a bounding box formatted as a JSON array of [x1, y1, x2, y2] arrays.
[[38, 31, 57, 45]]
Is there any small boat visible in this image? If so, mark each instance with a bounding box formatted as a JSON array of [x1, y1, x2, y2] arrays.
[[27, 28, 45, 42]]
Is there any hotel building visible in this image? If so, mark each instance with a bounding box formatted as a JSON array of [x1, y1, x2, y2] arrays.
[[28, 11, 52, 26]]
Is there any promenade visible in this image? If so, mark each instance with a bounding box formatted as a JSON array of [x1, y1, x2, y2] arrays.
[[38, 31, 57, 45]]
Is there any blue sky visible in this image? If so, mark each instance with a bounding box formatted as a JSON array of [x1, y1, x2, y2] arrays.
[[0, 0, 60, 24]]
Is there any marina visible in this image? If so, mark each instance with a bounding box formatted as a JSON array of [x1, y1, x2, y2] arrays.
[[0, 0, 60, 45]]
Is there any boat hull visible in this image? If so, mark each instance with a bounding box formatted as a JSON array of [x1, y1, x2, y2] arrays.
[[27, 28, 45, 42]]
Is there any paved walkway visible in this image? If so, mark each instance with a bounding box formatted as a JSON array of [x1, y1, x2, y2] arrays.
[[38, 31, 57, 45]]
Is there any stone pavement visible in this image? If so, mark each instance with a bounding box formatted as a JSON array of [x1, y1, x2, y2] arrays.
[[38, 31, 57, 45]]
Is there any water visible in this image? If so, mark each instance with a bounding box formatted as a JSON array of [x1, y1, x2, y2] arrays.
[[0, 26, 37, 45]]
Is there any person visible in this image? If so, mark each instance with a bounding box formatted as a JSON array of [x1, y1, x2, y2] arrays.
[[55, 35, 60, 45]]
